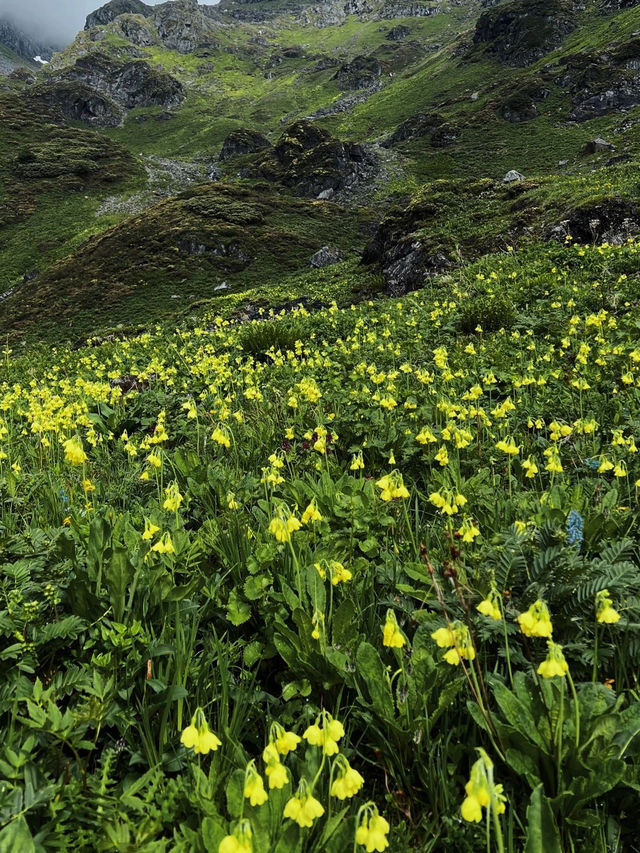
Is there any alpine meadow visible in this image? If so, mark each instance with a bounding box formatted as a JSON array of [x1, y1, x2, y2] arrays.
[[3, 0, 640, 850]]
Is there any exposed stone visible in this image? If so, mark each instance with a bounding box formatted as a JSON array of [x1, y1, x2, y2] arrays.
[[472, 0, 577, 67], [502, 169, 525, 183], [501, 81, 550, 122], [385, 25, 411, 40], [582, 137, 615, 154], [245, 120, 377, 198], [333, 55, 382, 89], [545, 199, 640, 244], [384, 112, 459, 147], [220, 128, 272, 160], [7, 67, 37, 85], [310, 246, 345, 267], [86, 0, 151, 29], [29, 81, 123, 127]]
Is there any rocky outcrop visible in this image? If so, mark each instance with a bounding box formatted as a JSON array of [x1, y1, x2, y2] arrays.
[[110, 14, 159, 47], [383, 112, 459, 147], [220, 128, 272, 160], [30, 81, 122, 126], [85, 0, 152, 29], [86, 0, 220, 53], [472, 0, 577, 66], [310, 246, 345, 267], [386, 25, 411, 40], [246, 120, 376, 198], [545, 199, 640, 244], [43, 52, 184, 124], [500, 80, 550, 122], [558, 42, 640, 121], [362, 195, 449, 296], [333, 55, 382, 89]]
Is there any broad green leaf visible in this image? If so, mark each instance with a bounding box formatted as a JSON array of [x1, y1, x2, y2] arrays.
[[524, 785, 562, 853]]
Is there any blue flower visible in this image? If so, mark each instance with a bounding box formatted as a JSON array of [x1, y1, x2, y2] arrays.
[[566, 510, 583, 548]]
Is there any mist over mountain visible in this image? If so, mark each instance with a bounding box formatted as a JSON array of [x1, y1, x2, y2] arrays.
[[0, 0, 166, 48]]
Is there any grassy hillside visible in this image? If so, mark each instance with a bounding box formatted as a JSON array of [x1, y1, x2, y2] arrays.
[[2, 236, 640, 850]]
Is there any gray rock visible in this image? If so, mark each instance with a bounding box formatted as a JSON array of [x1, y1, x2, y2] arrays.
[[333, 55, 382, 90], [583, 137, 615, 154], [502, 169, 525, 183], [310, 246, 345, 268], [220, 128, 271, 161], [385, 25, 411, 41]]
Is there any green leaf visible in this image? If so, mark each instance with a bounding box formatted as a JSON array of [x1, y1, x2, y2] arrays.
[[524, 785, 562, 853], [0, 816, 36, 853], [226, 590, 251, 626], [104, 546, 133, 623], [355, 642, 394, 722], [201, 817, 226, 853]]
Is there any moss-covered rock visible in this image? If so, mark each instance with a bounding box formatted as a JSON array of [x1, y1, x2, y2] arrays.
[[472, 0, 577, 66], [220, 128, 272, 160]]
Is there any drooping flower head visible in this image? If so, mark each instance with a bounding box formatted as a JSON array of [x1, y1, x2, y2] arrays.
[[517, 600, 553, 638], [595, 589, 621, 624], [461, 749, 507, 824], [180, 707, 222, 755], [218, 819, 253, 853], [537, 641, 569, 679], [63, 434, 87, 465], [303, 710, 345, 755], [283, 778, 324, 828], [431, 620, 475, 665], [476, 589, 502, 621], [382, 609, 406, 648], [243, 760, 268, 807], [355, 804, 390, 852], [330, 754, 365, 800]]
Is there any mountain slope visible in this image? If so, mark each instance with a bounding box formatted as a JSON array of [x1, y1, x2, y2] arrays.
[[1, 0, 640, 344]]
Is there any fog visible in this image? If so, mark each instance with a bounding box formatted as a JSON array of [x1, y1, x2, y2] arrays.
[[0, 0, 164, 46]]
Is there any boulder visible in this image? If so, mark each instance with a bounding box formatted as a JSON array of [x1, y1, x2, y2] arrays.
[[503, 169, 525, 183], [220, 128, 272, 160], [582, 137, 615, 154], [472, 0, 577, 67], [333, 55, 382, 89], [386, 25, 411, 40], [545, 199, 640, 244], [384, 112, 460, 148], [310, 246, 345, 268]]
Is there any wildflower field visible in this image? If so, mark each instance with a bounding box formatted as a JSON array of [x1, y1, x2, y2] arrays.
[[2, 238, 640, 852]]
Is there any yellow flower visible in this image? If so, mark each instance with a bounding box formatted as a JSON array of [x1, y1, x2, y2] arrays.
[[301, 500, 322, 524], [264, 759, 288, 789], [431, 621, 475, 665], [82, 479, 96, 493], [243, 761, 268, 807], [283, 780, 324, 828], [537, 641, 569, 678], [596, 589, 621, 624], [150, 531, 174, 555], [270, 722, 301, 756], [218, 819, 253, 853], [375, 471, 409, 501], [303, 712, 345, 755], [142, 517, 160, 540], [495, 436, 519, 456], [457, 517, 480, 543], [355, 807, 390, 852], [461, 751, 506, 824], [382, 609, 406, 648], [416, 426, 437, 445], [211, 426, 231, 448], [330, 755, 364, 800], [350, 451, 365, 470], [477, 591, 502, 621], [431, 626, 455, 648], [269, 511, 302, 543], [163, 481, 183, 512], [517, 600, 553, 638], [181, 707, 222, 754], [522, 456, 539, 478], [63, 435, 87, 465]]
